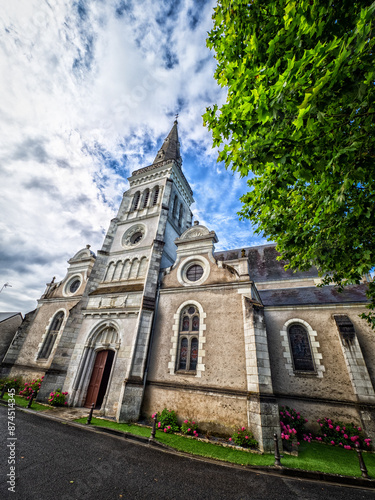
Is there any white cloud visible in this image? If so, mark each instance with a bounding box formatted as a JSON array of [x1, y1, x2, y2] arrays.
[[0, 0, 263, 314]]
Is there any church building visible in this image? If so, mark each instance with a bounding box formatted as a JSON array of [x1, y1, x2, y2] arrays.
[[2, 121, 375, 452]]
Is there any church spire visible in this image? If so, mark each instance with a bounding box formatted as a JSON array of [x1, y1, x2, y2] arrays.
[[153, 119, 181, 165]]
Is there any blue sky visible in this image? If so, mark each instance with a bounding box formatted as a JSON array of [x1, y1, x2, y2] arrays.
[[0, 0, 267, 314]]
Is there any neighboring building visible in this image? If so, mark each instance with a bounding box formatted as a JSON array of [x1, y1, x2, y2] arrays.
[[1, 122, 374, 452], [0, 312, 23, 364]]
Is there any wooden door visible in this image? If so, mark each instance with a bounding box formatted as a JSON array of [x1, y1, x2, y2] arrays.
[[84, 350, 108, 408]]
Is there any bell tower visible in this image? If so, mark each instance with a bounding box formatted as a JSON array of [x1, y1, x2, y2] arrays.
[[52, 120, 195, 420]]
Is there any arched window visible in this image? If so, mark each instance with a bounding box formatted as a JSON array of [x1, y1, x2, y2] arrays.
[[152, 186, 159, 206], [131, 192, 140, 211], [178, 203, 183, 227], [288, 324, 315, 372], [177, 305, 199, 372], [104, 262, 115, 282], [172, 195, 178, 217], [112, 261, 123, 281], [38, 311, 64, 359], [142, 189, 150, 208]]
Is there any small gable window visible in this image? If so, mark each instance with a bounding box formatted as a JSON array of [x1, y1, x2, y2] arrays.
[[288, 324, 315, 372], [38, 311, 64, 359], [186, 264, 204, 282], [177, 305, 199, 373]]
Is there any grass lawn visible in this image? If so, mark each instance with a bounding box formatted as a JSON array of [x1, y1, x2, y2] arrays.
[[2, 393, 52, 412], [74, 417, 375, 477]]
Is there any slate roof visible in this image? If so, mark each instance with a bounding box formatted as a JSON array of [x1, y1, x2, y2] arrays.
[[215, 244, 320, 282], [259, 285, 369, 307], [152, 120, 181, 165], [0, 312, 22, 323]]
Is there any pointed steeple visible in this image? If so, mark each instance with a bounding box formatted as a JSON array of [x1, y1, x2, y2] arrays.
[[153, 119, 181, 165]]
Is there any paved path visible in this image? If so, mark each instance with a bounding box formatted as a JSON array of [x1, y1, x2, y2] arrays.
[[0, 406, 374, 500]]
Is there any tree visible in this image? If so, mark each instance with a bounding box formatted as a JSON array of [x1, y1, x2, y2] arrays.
[[203, 0, 375, 326]]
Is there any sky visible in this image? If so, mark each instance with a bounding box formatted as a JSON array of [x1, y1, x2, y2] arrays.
[[0, 0, 267, 315]]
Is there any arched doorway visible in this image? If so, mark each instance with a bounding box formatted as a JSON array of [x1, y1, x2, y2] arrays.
[[84, 349, 115, 408]]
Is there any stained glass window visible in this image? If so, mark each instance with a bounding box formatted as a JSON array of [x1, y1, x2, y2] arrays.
[[179, 338, 188, 370], [192, 316, 199, 331], [182, 316, 189, 331], [38, 311, 64, 359], [288, 324, 315, 372], [177, 305, 200, 372]]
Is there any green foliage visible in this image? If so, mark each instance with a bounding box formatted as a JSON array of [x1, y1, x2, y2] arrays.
[[157, 408, 180, 433], [48, 389, 68, 407], [230, 426, 258, 448], [0, 377, 24, 394], [204, 1, 375, 325], [181, 418, 199, 436]]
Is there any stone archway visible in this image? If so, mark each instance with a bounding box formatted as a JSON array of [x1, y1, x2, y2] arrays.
[[71, 323, 120, 409]]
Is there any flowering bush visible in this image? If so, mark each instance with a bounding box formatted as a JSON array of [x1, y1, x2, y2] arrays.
[[229, 427, 258, 448], [0, 377, 24, 394], [279, 406, 307, 441], [181, 419, 198, 437], [19, 377, 44, 400], [316, 417, 372, 450], [156, 408, 180, 433], [48, 389, 68, 407]]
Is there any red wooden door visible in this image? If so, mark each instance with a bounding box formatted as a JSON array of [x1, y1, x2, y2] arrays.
[[84, 351, 108, 408]]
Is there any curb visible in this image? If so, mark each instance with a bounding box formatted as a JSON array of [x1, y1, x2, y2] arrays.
[[1, 400, 374, 490]]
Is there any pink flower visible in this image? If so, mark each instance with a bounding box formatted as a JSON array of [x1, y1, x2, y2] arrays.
[[331, 441, 335, 445], [151, 413, 156, 419], [336, 426, 340, 432], [281, 433, 285, 439], [167, 426, 171, 429], [358, 427, 362, 431], [343, 427, 346, 431], [158, 422, 161, 428], [296, 442, 300, 445], [344, 445, 351, 450], [344, 434, 348, 439], [192, 422, 195, 425], [284, 435, 290, 440], [328, 424, 333, 429], [351, 436, 357, 442], [64, 402, 67, 405], [184, 420, 188, 424], [229, 438, 232, 441], [245, 436, 248, 439], [188, 428, 191, 432], [164, 428, 167, 433], [241, 427, 245, 431]]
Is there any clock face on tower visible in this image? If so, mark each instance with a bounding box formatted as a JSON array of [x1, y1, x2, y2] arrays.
[[122, 224, 146, 248]]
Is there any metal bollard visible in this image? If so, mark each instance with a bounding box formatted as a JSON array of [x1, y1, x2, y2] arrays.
[[274, 433, 282, 467], [86, 403, 95, 425], [0, 383, 8, 399], [27, 390, 37, 408], [355, 442, 369, 479], [150, 413, 158, 441]]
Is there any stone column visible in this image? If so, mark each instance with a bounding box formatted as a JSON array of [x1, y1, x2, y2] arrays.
[[241, 293, 279, 452], [334, 315, 375, 440]]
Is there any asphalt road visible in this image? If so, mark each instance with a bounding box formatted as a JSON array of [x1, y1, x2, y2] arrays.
[[0, 405, 374, 500]]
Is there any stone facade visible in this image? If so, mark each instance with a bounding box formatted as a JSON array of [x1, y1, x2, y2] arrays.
[[2, 122, 374, 452]]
